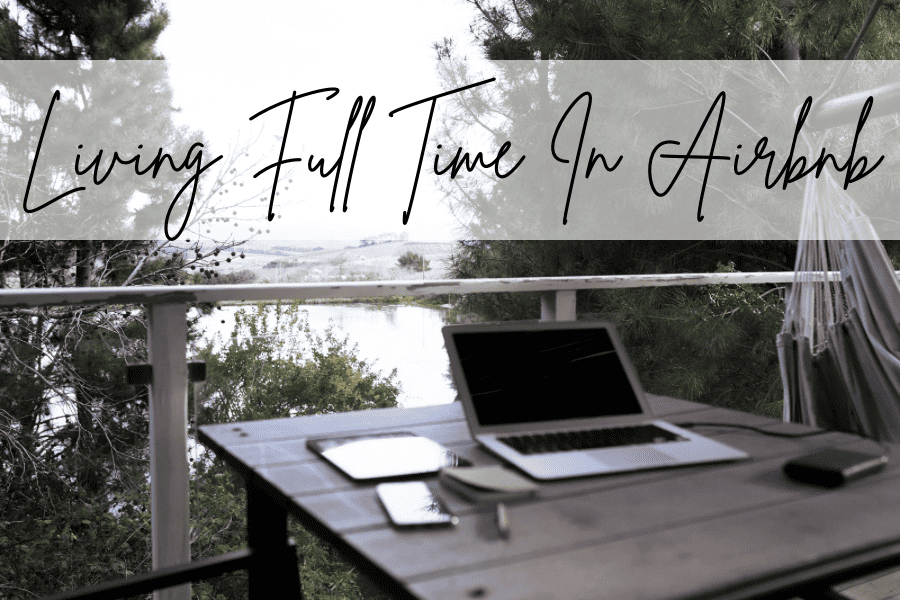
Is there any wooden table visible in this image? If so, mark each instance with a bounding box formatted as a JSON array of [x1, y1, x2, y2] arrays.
[[198, 396, 900, 600]]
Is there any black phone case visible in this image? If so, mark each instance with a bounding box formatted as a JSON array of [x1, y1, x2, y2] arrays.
[[783, 447, 888, 487]]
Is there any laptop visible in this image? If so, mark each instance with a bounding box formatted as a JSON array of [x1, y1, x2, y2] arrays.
[[442, 320, 748, 480]]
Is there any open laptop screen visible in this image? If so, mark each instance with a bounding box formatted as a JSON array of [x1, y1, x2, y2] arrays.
[[451, 326, 644, 426]]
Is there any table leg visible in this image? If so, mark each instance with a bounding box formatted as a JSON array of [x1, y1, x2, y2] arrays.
[[247, 484, 303, 599]]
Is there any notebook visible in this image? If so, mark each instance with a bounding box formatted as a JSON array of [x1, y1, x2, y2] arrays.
[[442, 320, 748, 480]]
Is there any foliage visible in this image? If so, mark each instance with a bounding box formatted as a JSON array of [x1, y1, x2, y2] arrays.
[[439, 0, 900, 416], [431, 1, 900, 240], [198, 302, 400, 421], [188, 302, 400, 600], [0, 4, 273, 598], [0, 0, 185, 580], [397, 250, 431, 272], [448, 241, 790, 415], [192, 268, 257, 285], [12, 0, 168, 60], [621, 262, 785, 417], [0, 482, 153, 597], [2, 298, 403, 599], [462, 0, 900, 61]]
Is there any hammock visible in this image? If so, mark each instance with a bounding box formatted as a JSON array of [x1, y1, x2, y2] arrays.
[[778, 170, 900, 442]]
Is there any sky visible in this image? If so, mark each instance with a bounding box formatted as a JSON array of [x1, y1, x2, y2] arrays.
[[154, 0, 484, 242]]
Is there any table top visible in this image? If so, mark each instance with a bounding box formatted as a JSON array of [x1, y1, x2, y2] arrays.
[[198, 396, 900, 600]]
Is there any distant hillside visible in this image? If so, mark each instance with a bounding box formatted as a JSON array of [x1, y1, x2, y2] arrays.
[[204, 240, 455, 283]]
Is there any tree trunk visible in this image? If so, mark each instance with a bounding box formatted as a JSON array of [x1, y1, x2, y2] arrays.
[[782, 0, 801, 60], [75, 241, 92, 287]]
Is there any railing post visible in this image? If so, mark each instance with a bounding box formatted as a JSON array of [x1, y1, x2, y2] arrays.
[[783, 283, 793, 305], [540, 290, 576, 321], [147, 302, 191, 600]]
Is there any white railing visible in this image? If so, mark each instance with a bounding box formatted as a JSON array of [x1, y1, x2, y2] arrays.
[[0, 271, 822, 600]]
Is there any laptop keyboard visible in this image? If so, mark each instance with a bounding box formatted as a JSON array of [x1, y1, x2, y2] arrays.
[[499, 424, 686, 455]]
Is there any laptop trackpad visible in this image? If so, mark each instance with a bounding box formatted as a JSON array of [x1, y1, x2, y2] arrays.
[[588, 447, 677, 469]]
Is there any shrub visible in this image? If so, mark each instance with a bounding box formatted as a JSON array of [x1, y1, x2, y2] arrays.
[[397, 250, 430, 272]]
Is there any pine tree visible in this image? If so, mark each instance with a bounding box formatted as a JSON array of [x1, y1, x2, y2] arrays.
[[14, 0, 168, 60], [0, 3, 262, 596], [465, 0, 900, 61], [441, 0, 900, 414]]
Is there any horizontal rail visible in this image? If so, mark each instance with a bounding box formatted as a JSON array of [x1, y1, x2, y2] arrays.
[[41, 549, 254, 600], [0, 271, 876, 308]]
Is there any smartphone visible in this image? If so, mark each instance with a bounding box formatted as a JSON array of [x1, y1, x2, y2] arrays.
[[376, 482, 459, 527]]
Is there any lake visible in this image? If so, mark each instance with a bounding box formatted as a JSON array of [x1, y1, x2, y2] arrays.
[[194, 302, 458, 408]]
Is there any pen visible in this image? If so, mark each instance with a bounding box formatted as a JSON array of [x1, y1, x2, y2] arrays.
[[495, 502, 510, 539]]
